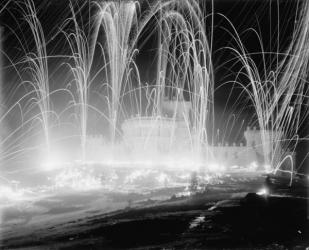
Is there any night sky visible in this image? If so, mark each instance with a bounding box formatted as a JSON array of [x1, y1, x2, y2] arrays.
[[0, 0, 307, 169]]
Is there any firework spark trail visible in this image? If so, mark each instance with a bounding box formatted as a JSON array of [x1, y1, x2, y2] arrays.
[[0, 0, 216, 207], [0, 0, 308, 194], [14, 0, 51, 155], [60, 2, 94, 162], [85, 0, 214, 162], [1, 1, 98, 167], [94, 1, 140, 147], [153, 0, 214, 158], [222, 0, 309, 181], [0, 1, 93, 170], [104, 0, 215, 162], [272, 0, 309, 175], [0, 24, 3, 166]]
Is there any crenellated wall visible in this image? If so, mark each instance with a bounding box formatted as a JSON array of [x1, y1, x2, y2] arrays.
[[85, 119, 293, 170]]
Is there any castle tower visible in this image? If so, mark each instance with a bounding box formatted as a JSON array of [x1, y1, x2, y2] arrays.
[[161, 96, 191, 121], [244, 127, 283, 165]]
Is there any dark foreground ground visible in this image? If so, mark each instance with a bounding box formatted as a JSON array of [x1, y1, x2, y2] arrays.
[[1, 174, 308, 249]]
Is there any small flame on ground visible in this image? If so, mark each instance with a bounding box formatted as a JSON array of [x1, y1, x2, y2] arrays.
[[257, 187, 269, 196]]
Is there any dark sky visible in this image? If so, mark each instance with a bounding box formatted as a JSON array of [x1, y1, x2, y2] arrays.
[[0, 0, 299, 86], [0, 0, 303, 126], [0, 0, 302, 120], [0, 0, 307, 168]]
